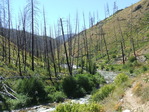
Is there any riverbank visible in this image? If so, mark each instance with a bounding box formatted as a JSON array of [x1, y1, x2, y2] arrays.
[[13, 95, 91, 112], [12, 70, 118, 112]]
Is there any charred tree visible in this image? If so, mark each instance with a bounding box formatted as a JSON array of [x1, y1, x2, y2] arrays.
[[60, 18, 72, 76]]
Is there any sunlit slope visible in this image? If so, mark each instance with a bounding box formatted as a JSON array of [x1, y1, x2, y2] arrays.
[[68, 0, 149, 64], [0, 35, 49, 78]]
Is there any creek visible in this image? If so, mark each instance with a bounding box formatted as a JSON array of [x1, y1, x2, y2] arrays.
[[13, 69, 118, 112]]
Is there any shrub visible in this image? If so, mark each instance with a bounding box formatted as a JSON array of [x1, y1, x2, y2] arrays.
[[55, 103, 104, 112], [0, 95, 10, 110], [111, 66, 114, 71], [45, 86, 64, 102], [76, 73, 101, 91], [92, 84, 115, 102], [45, 86, 57, 94], [112, 54, 116, 58], [76, 74, 93, 93], [16, 78, 47, 104], [114, 73, 128, 85], [86, 61, 97, 75], [129, 69, 134, 73], [62, 76, 77, 98], [142, 66, 148, 72], [118, 69, 121, 71], [76, 68, 84, 74], [62, 73, 102, 98], [6, 94, 30, 109], [94, 73, 106, 85], [145, 54, 149, 59], [48, 91, 66, 103], [129, 56, 137, 62], [62, 76, 85, 98], [106, 68, 109, 71], [101, 65, 105, 70]]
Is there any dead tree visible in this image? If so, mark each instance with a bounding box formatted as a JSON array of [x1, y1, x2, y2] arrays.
[[16, 26, 22, 76], [21, 8, 27, 71], [60, 18, 72, 76], [99, 24, 110, 61], [49, 30, 57, 78], [67, 16, 74, 74], [7, 0, 11, 64], [43, 8, 53, 81], [82, 13, 91, 72], [117, 18, 125, 48], [55, 23, 61, 72], [77, 19, 80, 69], [117, 18, 125, 64], [130, 6, 137, 58], [31, 0, 34, 71], [1, 0, 7, 61], [26, 0, 39, 71]]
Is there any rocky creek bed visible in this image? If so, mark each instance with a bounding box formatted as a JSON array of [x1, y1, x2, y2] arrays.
[[12, 70, 118, 112]]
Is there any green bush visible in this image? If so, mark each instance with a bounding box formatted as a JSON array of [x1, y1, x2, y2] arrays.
[[62, 76, 85, 98], [112, 54, 116, 58], [92, 84, 115, 102], [76, 73, 101, 91], [76, 68, 84, 74], [114, 73, 128, 85], [129, 69, 134, 73], [111, 66, 114, 71], [16, 78, 47, 104], [45, 86, 57, 94], [118, 69, 121, 71], [62, 73, 100, 98], [0, 95, 10, 110], [62, 76, 77, 98], [48, 91, 66, 103], [55, 103, 104, 112], [45, 85, 66, 103], [94, 73, 106, 85], [142, 66, 148, 72], [145, 54, 149, 59], [129, 56, 137, 62], [106, 68, 109, 71], [86, 61, 97, 75], [76, 74, 93, 93], [6, 94, 30, 109], [101, 65, 105, 70]]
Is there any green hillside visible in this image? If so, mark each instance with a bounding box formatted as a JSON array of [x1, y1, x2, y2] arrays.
[[0, 0, 149, 111], [69, 0, 149, 73]]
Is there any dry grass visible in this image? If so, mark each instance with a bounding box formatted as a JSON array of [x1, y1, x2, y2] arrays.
[[61, 0, 149, 65], [100, 79, 133, 112], [132, 72, 149, 103]]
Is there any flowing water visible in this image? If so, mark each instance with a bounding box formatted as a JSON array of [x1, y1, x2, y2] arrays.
[[97, 70, 118, 83], [12, 95, 91, 112], [13, 69, 118, 112]]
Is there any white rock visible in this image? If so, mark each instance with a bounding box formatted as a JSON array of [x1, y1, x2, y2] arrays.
[[122, 109, 131, 112], [120, 99, 123, 102]]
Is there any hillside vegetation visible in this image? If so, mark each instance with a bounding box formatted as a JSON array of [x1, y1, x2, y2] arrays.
[[65, 0, 149, 74], [0, 0, 149, 111]]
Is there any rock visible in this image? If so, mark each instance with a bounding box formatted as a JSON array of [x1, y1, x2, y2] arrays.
[[120, 99, 123, 102], [137, 55, 146, 63], [132, 4, 142, 12], [97, 70, 118, 83], [122, 109, 131, 112]]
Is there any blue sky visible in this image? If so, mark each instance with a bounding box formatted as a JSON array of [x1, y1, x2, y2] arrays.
[[11, 0, 140, 36]]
